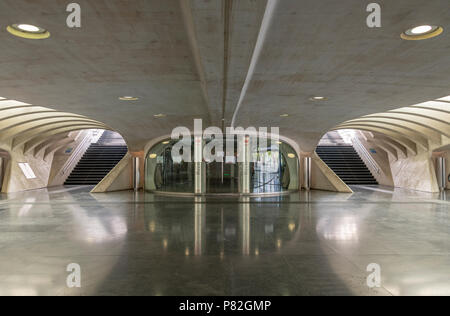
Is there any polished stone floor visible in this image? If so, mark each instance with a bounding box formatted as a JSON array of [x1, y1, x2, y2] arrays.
[[0, 185, 448, 296]]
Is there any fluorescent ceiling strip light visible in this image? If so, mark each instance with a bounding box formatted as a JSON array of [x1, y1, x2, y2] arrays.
[[18, 162, 37, 179]]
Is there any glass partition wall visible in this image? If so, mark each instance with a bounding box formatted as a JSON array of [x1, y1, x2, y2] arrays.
[[250, 140, 299, 194], [145, 136, 299, 195], [145, 138, 195, 193]]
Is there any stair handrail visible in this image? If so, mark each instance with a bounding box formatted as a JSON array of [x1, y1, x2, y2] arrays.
[[351, 136, 381, 174], [61, 130, 104, 176]]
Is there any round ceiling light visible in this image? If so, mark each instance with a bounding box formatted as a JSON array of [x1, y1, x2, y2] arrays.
[[401, 25, 443, 40], [287, 153, 296, 159], [411, 25, 433, 34], [7, 24, 50, 39], [310, 96, 328, 101], [119, 96, 139, 101], [149, 154, 157, 159], [18, 24, 41, 32]]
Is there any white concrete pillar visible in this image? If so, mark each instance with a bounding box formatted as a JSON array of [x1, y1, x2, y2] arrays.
[[241, 136, 251, 194], [132, 156, 140, 192], [304, 156, 312, 191], [194, 136, 204, 194]]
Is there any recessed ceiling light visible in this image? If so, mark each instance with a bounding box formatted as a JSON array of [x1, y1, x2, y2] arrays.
[[154, 114, 166, 118], [287, 153, 296, 159], [411, 25, 433, 34], [162, 141, 170, 145], [401, 25, 443, 40], [149, 154, 157, 159], [7, 24, 50, 39], [119, 96, 139, 101], [280, 114, 289, 117], [310, 96, 328, 101], [17, 24, 40, 32]]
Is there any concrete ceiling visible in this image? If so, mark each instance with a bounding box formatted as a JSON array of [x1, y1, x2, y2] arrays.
[[0, 0, 450, 151]]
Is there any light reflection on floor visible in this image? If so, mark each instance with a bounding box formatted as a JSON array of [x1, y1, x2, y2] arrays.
[[0, 186, 448, 296]]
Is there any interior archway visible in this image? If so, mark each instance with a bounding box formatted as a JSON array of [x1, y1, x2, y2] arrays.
[[145, 136, 299, 195]]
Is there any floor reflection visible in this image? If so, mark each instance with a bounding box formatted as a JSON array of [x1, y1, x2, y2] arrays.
[[0, 186, 448, 295]]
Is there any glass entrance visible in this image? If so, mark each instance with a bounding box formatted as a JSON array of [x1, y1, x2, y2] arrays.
[[145, 136, 299, 195], [145, 139, 195, 193], [250, 140, 298, 193]]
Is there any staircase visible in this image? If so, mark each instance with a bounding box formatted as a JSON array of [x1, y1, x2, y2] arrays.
[[316, 146, 378, 185], [65, 132, 127, 185]]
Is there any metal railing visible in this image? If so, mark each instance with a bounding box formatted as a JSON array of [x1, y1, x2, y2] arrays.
[[352, 136, 381, 175], [61, 129, 104, 176]]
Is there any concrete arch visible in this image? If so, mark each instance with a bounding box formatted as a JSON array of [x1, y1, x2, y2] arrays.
[[43, 138, 76, 160], [412, 102, 450, 113], [357, 131, 369, 141], [335, 123, 427, 151], [0, 113, 88, 130], [0, 106, 52, 117], [26, 133, 80, 155], [390, 110, 450, 124], [343, 118, 442, 143], [0, 100, 31, 110], [23, 126, 111, 153], [332, 126, 418, 155], [0, 118, 104, 142], [33, 134, 73, 157], [371, 134, 409, 158], [363, 114, 450, 137], [331, 101, 450, 160], [5, 120, 106, 146], [367, 139, 398, 160], [13, 123, 106, 150]]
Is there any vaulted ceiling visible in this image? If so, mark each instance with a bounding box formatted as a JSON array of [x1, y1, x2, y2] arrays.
[[334, 97, 450, 159], [1, 0, 450, 151]]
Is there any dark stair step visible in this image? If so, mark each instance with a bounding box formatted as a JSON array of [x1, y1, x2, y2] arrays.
[[65, 143, 127, 186], [316, 145, 379, 186]]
